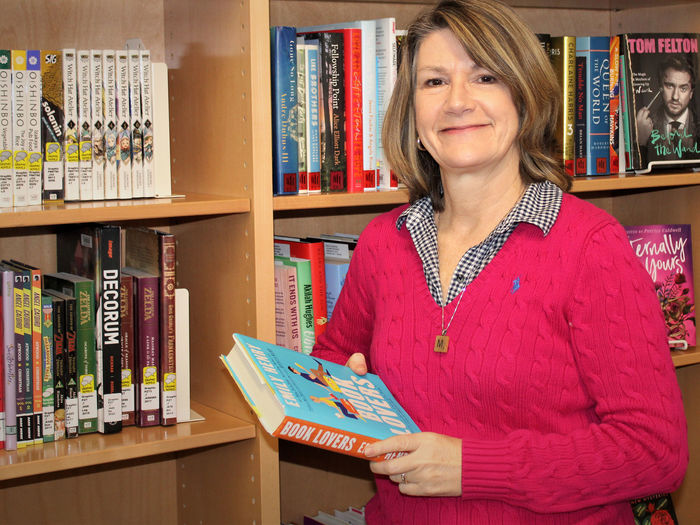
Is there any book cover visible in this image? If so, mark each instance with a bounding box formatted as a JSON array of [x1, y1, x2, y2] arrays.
[[116, 49, 132, 199], [274, 237, 328, 339], [550, 36, 576, 176], [625, 224, 695, 349], [296, 41, 308, 194], [375, 18, 397, 190], [11, 50, 29, 207], [0, 49, 12, 208], [140, 49, 155, 197], [120, 273, 136, 426], [576, 36, 611, 175], [622, 33, 700, 173], [271, 26, 299, 196], [45, 292, 66, 440], [128, 48, 144, 198], [102, 50, 118, 200], [44, 272, 97, 434], [62, 49, 80, 201], [57, 224, 123, 433], [40, 294, 55, 442], [122, 267, 160, 427], [40, 50, 64, 203], [124, 227, 177, 425], [90, 49, 105, 201], [220, 333, 420, 460], [43, 288, 78, 438], [77, 49, 93, 200], [276, 256, 314, 354], [26, 50, 42, 206], [630, 493, 679, 525], [1, 268, 16, 450]]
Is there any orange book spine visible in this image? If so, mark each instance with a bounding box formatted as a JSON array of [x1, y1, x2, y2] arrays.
[[344, 29, 364, 193]]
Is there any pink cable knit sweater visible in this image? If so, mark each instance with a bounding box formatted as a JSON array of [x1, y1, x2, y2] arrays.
[[312, 193, 688, 524]]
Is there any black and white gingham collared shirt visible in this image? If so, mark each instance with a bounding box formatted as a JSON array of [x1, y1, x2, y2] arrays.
[[397, 180, 563, 306]]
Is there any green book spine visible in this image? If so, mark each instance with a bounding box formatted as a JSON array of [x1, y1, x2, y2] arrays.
[[41, 294, 55, 442]]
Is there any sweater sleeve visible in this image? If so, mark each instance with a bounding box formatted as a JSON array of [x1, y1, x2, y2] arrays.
[[311, 221, 378, 367], [460, 221, 688, 513]]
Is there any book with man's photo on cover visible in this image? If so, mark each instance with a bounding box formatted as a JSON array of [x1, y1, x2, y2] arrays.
[[220, 333, 420, 460], [621, 33, 700, 173]]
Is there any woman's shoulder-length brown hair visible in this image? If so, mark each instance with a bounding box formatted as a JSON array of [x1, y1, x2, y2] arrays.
[[383, 0, 571, 210]]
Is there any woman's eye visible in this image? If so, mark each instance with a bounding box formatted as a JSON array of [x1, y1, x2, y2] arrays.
[[425, 78, 444, 87], [478, 74, 497, 84]]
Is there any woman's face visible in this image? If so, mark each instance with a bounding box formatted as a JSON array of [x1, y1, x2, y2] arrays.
[[414, 29, 520, 179]]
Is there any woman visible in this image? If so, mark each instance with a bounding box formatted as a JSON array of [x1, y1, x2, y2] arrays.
[[311, 0, 688, 522]]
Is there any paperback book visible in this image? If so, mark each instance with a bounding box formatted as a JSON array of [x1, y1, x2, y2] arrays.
[[220, 333, 420, 460], [625, 224, 695, 349]]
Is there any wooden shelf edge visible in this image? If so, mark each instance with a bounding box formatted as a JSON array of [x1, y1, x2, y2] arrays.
[[672, 347, 700, 368], [0, 193, 250, 228], [0, 401, 256, 482], [274, 189, 410, 211], [571, 172, 700, 193]]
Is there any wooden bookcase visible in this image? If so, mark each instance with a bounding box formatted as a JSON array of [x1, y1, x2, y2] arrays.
[[1, 1, 699, 524]]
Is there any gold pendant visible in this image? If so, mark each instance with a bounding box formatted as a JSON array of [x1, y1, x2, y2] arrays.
[[434, 334, 449, 353]]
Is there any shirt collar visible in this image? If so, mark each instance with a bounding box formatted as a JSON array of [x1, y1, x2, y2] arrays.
[[396, 179, 563, 235]]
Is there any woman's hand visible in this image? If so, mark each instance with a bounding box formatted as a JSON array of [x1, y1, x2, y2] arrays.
[[345, 352, 368, 375], [365, 432, 463, 497]]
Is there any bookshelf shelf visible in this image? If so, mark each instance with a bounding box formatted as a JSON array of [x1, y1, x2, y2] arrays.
[[0, 193, 250, 228], [0, 402, 255, 482], [570, 172, 700, 193], [672, 348, 700, 368]]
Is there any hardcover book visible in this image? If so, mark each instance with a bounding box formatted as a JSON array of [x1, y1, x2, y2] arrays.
[[625, 224, 695, 349], [375, 17, 398, 190], [275, 256, 315, 355], [550, 36, 576, 176], [622, 33, 700, 173], [220, 333, 420, 460]]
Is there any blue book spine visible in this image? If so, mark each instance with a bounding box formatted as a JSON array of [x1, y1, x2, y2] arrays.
[[325, 260, 349, 320], [271, 26, 299, 195], [577, 36, 611, 175]]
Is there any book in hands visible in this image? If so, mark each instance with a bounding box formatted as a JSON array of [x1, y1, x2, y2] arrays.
[[220, 333, 420, 460]]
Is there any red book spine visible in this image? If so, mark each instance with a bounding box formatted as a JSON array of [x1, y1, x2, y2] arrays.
[[344, 28, 364, 193], [159, 234, 177, 425]]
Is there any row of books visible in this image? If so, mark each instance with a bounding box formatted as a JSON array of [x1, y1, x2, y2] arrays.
[[0, 47, 168, 207], [544, 33, 700, 176], [0, 225, 177, 450], [273, 234, 356, 353], [302, 506, 366, 525], [271, 18, 399, 196]]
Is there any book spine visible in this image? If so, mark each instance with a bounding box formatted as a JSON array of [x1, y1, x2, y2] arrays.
[[77, 50, 93, 200], [49, 294, 66, 440], [140, 50, 155, 197], [102, 50, 118, 199], [277, 257, 314, 355], [116, 49, 132, 199], [360, 21, 378, 192], [0, 50, 12, 208], [2, 271, 16, 450], [326, 32, 346, 192], [120, 274, 135, 426], [285, 268, 301, 352], [585, 37, 610, 175], [325, 260, 349, 320], [159, 234, 177, 425], [619, 49, 632, 171], [375, 18, 397, 190], [550, 37, 576, 176], [11, 50, 29, 207], [271, 26, 299, 195], [28, 268, 43, 444], [296, 41, 308, 194], [609, 36, 620, 174], [98, 226, 122, 433], [344, 29, 364, 193], [62, 49, 80, 201], [26, 50, 42, 206], [574, 54, 587, 176], [274, 263, 289, 347], [74, 279, 97, 434], [90, 50, 105, 200], [305, 41, 321, 193], [135, 274, 160, 426], [64, 296, 79, 438], [41, 295, 55, 442], [128, 49, 144, 198], [13, 273, 32, 447], [40, 50, 64, 203]]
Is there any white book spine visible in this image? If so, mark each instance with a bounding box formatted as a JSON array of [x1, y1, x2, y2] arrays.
[[305, 42, 321, 194], [359, 21, 378, 191], [77, 50, 92, 200], [90, 50, 105, 200], [140, 50, 155, 197], [0, 51, 13, 208], [11, 50, 29, 207], [62, 49, 80, 201], [375, 18, 397, 190], [152, 63, 171, 197], [128, 49, 143, 198], [116, 50, 132, 199], [102, 50, 118, 200], [26, 50, 42, 205]]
